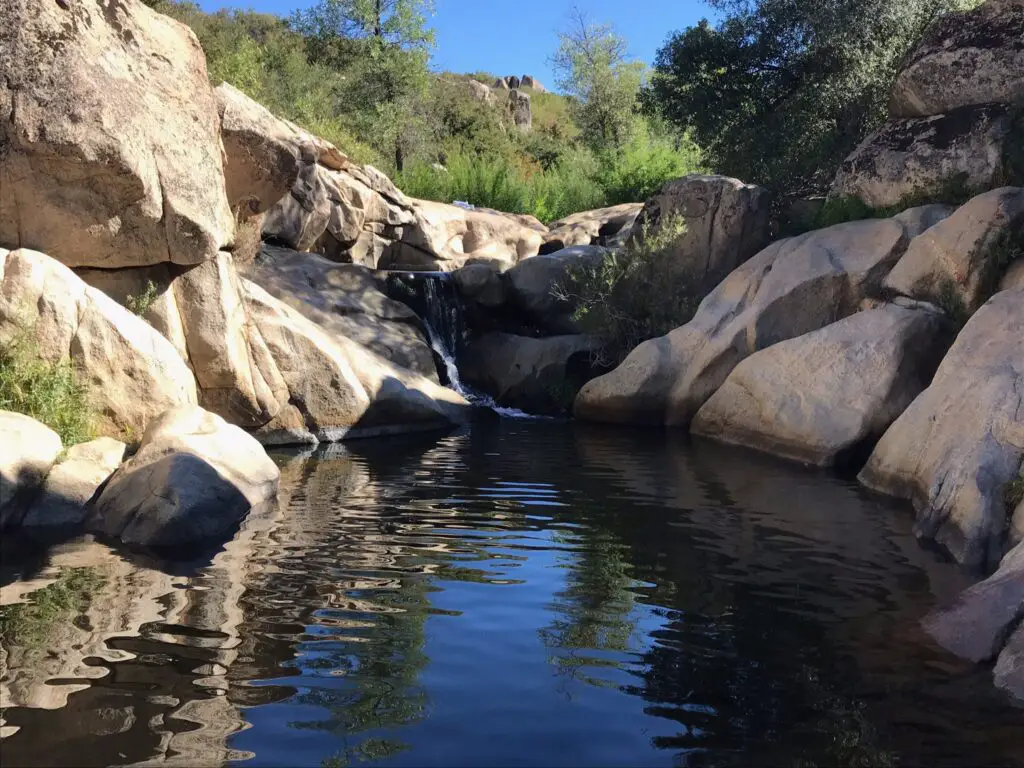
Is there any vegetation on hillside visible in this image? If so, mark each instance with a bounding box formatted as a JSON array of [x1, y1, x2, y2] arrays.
[[645, 0, 983, 200], [143, 0, 702, 222]]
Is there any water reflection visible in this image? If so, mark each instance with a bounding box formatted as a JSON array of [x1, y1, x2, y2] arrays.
[[1, 423, 1021, 768]]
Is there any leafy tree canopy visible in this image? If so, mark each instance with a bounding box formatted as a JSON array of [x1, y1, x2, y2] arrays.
[[646, 0, 981, 198]]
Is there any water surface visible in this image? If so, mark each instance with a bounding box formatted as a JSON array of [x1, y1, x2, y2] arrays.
[[1, 421, 1021, 767]]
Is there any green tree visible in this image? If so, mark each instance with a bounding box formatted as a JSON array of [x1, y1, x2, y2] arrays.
[[646, 0, 981, 198], [291, 0, 436, 171], [550, 7, 646, 151]]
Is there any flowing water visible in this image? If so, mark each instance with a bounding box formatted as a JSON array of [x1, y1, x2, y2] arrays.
[[1, 421, 1022, 767]]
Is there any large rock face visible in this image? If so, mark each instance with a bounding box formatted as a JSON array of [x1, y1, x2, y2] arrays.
[[89, 406, 279, 548], [0, 0, 234, 268], [0, 412, 62, 529], [890, 0, 1024, 119], [884, 186, 1024, 314], [243, 280, 469, 444], [507, 89, 532, 132], [242, 243, 438, 379], [22, 438, 126, 529], [0, 249, 199, 438], [925, 540, 1024, 701], [859, 287, 1024, 570], [215, 83, 301, 220], [542, 204, 643, 254], [383, 199, 543, 271], [505, 245, 609, 334], [829, 105, 1013, 209], [77, 254, 288, 428], [575, 206, 951, 426], [692, 302, 952, 467], [461, 333, 605, 416], [631, 175, 771, 295]]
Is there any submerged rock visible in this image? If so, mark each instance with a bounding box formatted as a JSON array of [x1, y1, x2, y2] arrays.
[[693, 302, 952, 468], [859, 287, 1024, 570], [0, 412, 63, 529], [0, 0, 234, 268], [575, 207, 949, 426], [88, 406, 279, 548]]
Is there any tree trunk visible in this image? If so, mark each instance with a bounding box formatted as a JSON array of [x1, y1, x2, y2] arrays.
[[395, 142, 405, 173], [375, 0, 382, 38]]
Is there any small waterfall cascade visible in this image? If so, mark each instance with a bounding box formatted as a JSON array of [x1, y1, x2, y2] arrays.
[[383, 271, 535, 418]]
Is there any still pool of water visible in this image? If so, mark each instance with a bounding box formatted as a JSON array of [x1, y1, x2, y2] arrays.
[[1, 421, 1021, 767]]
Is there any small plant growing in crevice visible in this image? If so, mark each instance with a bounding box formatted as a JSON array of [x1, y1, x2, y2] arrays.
[[0, 329, 95, 446], [936, 279, 971, 331], [125, 280, 159, 317], [553, 213, 698, 367], [1006, 468, 1024, 516], [816, 173, 977, 228]]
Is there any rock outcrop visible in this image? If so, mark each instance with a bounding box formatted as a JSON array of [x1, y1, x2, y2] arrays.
[[243, 280, 469, 445], [831, 0, 1023, 209], [88, 406, 279, 548], [382, 199, 543, 271], [890, 0, 1024, 118], [508, 89, 532, 132], [505, 245, 609, 334], [243, 243, 438, 379], [0, 0, 234, 269], [575, 206, 951, 426], [630, 175, 771, 294], [0, 412, 63, 529], [692, 302, 952, 467], [0, 248, 199, 438], [461, 333, 605, 416], [542, 204, 644, 254], [884, 186, 1024, 314], [22, 438, 127, 529], [859, 287, 1024, 570], [925, 540, 1024, 700]]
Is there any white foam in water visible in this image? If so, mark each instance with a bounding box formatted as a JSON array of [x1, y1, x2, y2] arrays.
[[422, 321, 542, 420]]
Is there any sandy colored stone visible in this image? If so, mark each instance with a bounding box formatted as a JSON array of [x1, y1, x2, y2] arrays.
[[215, 83, 301, 218], [543, 204, 644, 254], [243, 243, 437, 379], [384, 199, 543, 271], [885, 186, 1024, 314], [506, 245, 609, 333], [693, 302, 952, 467], [243, 280, 469, 444], [859, 287, 1024, 569], [89, 406, 279, 547], [0, 411, 62, 529], [22, 438, 127, 528], [576, 207, 950, 427], [0, 0, 233, 268], [0, 249, 198, 438], [630, 175, 771, 294], [1000, 258, 1024, 290]]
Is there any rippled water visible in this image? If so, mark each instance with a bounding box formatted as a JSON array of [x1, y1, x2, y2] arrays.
[[1, 421, 1022, 767]]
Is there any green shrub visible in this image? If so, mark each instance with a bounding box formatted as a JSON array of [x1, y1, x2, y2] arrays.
[[126, 280, 159, 316], [0, 332, 94, 446], [554, 214, 697, 365]]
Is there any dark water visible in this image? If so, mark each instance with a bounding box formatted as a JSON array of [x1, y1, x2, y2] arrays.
[[1, 421, 1022, 767]]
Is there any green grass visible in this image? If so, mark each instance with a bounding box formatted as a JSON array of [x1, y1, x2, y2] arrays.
[[0, 331, 95, 446], [1006, 468, 1024, 515], [0, 568, 106, 650]]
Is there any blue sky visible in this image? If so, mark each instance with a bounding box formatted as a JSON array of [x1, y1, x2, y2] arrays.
[[195, 0, 715, 88]]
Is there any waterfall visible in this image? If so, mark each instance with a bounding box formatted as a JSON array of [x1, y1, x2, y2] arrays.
[[383, 271, 536, 419]]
